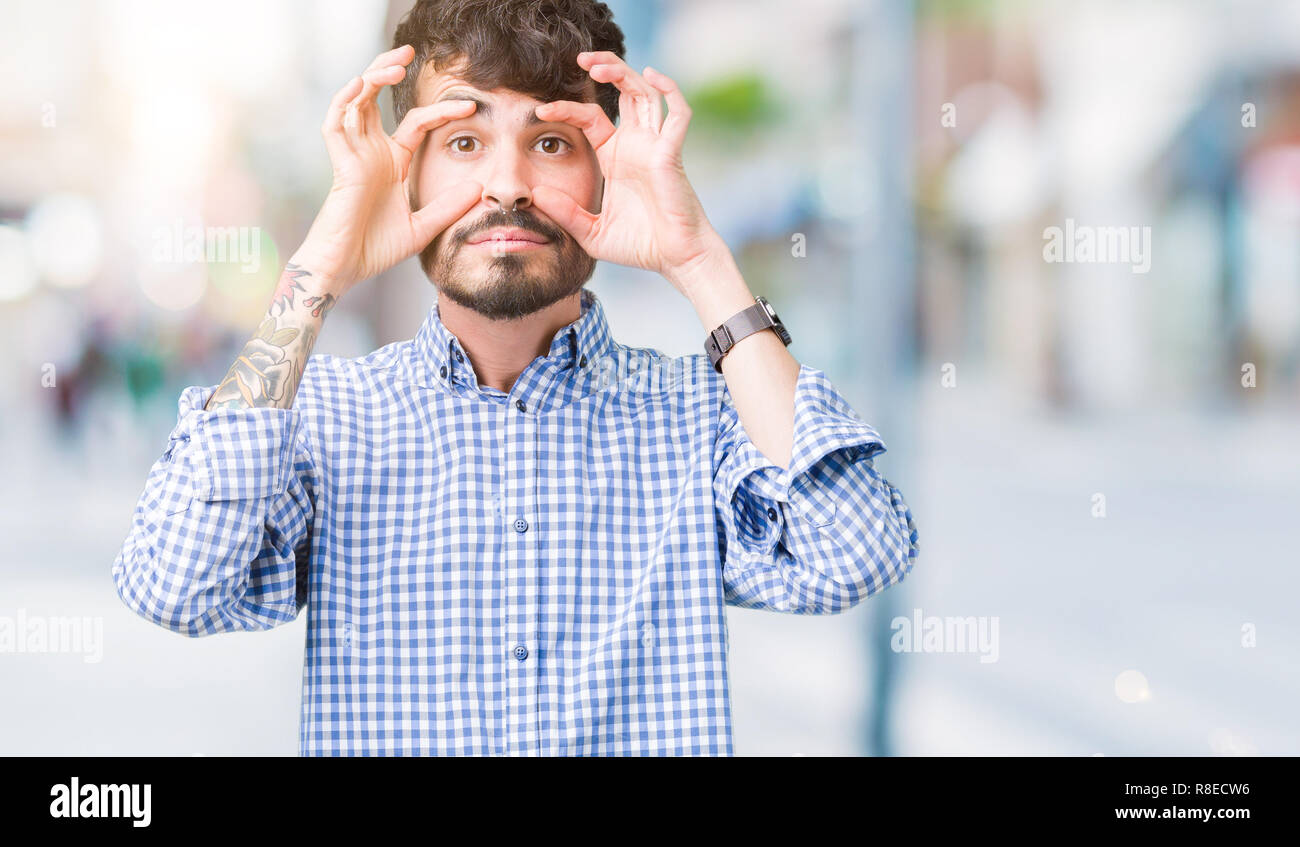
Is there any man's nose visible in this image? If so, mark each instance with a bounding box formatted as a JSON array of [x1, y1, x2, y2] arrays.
[[483, 190, 531, 213], [481, 150, 533, 213]]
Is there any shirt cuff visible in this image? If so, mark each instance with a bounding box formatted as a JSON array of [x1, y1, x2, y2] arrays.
[[167, 384, 304, 502], [719, 363, 887, 510]]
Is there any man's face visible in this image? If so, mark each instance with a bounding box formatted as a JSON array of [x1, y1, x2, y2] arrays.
[[411, 61, 604, 320]]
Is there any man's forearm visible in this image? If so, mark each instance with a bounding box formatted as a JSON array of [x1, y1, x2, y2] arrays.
[[205, 261, 338, 411], [669, 236, 801, 470]]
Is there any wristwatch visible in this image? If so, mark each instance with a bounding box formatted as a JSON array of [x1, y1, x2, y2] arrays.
[[704, 295, 793, 373]]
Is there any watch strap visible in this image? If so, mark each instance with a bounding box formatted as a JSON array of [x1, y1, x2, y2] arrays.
[[705, 297, 792, 372]]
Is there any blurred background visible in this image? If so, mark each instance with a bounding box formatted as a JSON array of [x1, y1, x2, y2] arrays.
[[2, 0, 1297, 755]]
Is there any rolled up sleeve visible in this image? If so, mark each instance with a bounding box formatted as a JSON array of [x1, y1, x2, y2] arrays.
[[112, 380, 317, 636], [712, 363, 919, 613]]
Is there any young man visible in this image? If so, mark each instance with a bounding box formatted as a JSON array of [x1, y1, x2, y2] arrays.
[[113, 0, 919, 756]]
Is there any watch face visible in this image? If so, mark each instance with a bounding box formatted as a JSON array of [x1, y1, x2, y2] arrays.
[[755, 297, 791, 345]]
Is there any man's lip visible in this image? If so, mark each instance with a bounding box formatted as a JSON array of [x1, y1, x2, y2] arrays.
[[467, 228, 550, 245]]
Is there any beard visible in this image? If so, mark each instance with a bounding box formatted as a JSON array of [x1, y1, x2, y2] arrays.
[[421, 207, 596, 321]]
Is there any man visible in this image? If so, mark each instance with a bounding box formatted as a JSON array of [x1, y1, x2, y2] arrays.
[[113, 0, 919, 756]]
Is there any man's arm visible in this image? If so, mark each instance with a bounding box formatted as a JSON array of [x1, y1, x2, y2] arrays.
[[204, 262, 336, 411], [112, 376, 318, 635], [709, 359, 919, 614], [529, 54, 918, 613], [669, 233, 918, 614], [666, 234, 799, 468], [528, 55, 797, 467], [115, 44, 482, 633], [206, 44, 483, 411], [117, 258, 329, 636]]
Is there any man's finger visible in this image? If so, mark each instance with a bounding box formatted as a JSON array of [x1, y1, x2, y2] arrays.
[[533, 100, 616, 151], [643, 67, 692, 150], [577, 50, 625, 71], [391, 99, 477, 165], [578, 51, 660, 130], [323, 75, 364, 153], [345, 64, 406, 133], [531, 184, 599, 251], [586, 61, 661, 130], [410, 180, 484, 248], [351, 42, 414, 118], [365, 43, 414, 73]]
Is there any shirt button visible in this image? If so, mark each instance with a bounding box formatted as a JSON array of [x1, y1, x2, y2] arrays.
[[455, 351, 464, 363], [767, 506, 778, 521], [439, 365, 448, 378], [513, 644, 529, 661], [515, 398, 526, 413], [513, 518, 529, 533], [579, 354, 588, 368]]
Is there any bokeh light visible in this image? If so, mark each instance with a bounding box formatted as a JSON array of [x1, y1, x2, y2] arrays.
[[0, 225, 39, 302], [26, 193, 104, 289], [1114, 670, 1151, 704]]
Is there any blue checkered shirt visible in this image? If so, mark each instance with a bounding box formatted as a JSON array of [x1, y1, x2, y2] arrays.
[[113, 286, 919, 755]]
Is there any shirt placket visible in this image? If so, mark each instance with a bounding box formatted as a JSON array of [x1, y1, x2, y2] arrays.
[[501, 387, 541, 756]]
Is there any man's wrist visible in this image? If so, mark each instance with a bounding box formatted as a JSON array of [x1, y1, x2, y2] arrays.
[[285, 249, 348, 299], [667, 236, 757, 330]]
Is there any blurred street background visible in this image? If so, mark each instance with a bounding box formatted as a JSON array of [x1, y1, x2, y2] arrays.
[[1, 0, 1297, 755]]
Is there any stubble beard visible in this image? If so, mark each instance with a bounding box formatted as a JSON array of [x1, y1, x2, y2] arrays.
[[421, 208, 596, 321]]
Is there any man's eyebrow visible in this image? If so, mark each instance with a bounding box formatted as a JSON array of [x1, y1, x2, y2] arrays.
[[435, 91, 492, 119], [433, 91, 548, 126]]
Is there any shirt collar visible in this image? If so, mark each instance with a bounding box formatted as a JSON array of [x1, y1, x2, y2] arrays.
[[411, 285, 614, 401]]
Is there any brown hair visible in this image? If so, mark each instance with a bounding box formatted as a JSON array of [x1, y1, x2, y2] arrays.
[[391, 0, 626, 128]]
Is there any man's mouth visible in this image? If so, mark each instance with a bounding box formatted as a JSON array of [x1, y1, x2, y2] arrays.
[[467, 227, 551, 252]]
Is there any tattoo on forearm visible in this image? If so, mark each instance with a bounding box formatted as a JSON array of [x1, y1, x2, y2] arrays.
[[206, 263, 334, 410], [270, 262, 312, 316]]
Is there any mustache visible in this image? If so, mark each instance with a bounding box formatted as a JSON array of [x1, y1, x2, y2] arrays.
[[455, 209, 569, 246]]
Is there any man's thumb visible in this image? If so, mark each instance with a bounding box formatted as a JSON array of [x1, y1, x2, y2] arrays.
[[411, 181, 483, 248]]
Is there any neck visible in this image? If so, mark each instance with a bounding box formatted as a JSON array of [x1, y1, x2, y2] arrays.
[[436, 290, 583, 394]]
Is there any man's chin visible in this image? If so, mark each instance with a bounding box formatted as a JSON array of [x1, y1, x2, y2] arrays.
[[422, 233, 597, 319], [434, 271, 591, 322]]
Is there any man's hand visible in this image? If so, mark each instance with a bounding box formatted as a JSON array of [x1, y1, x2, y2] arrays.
[[532, 53, 801, 469], [294, 43, 483, 296], [530, 52, 724, 299]]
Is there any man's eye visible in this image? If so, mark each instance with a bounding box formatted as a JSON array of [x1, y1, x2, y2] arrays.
[[535, 136, 570, 155], [449, 137, 479, 154]]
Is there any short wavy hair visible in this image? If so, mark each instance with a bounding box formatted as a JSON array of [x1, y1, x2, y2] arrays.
[[391, 0, 626, 127]]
